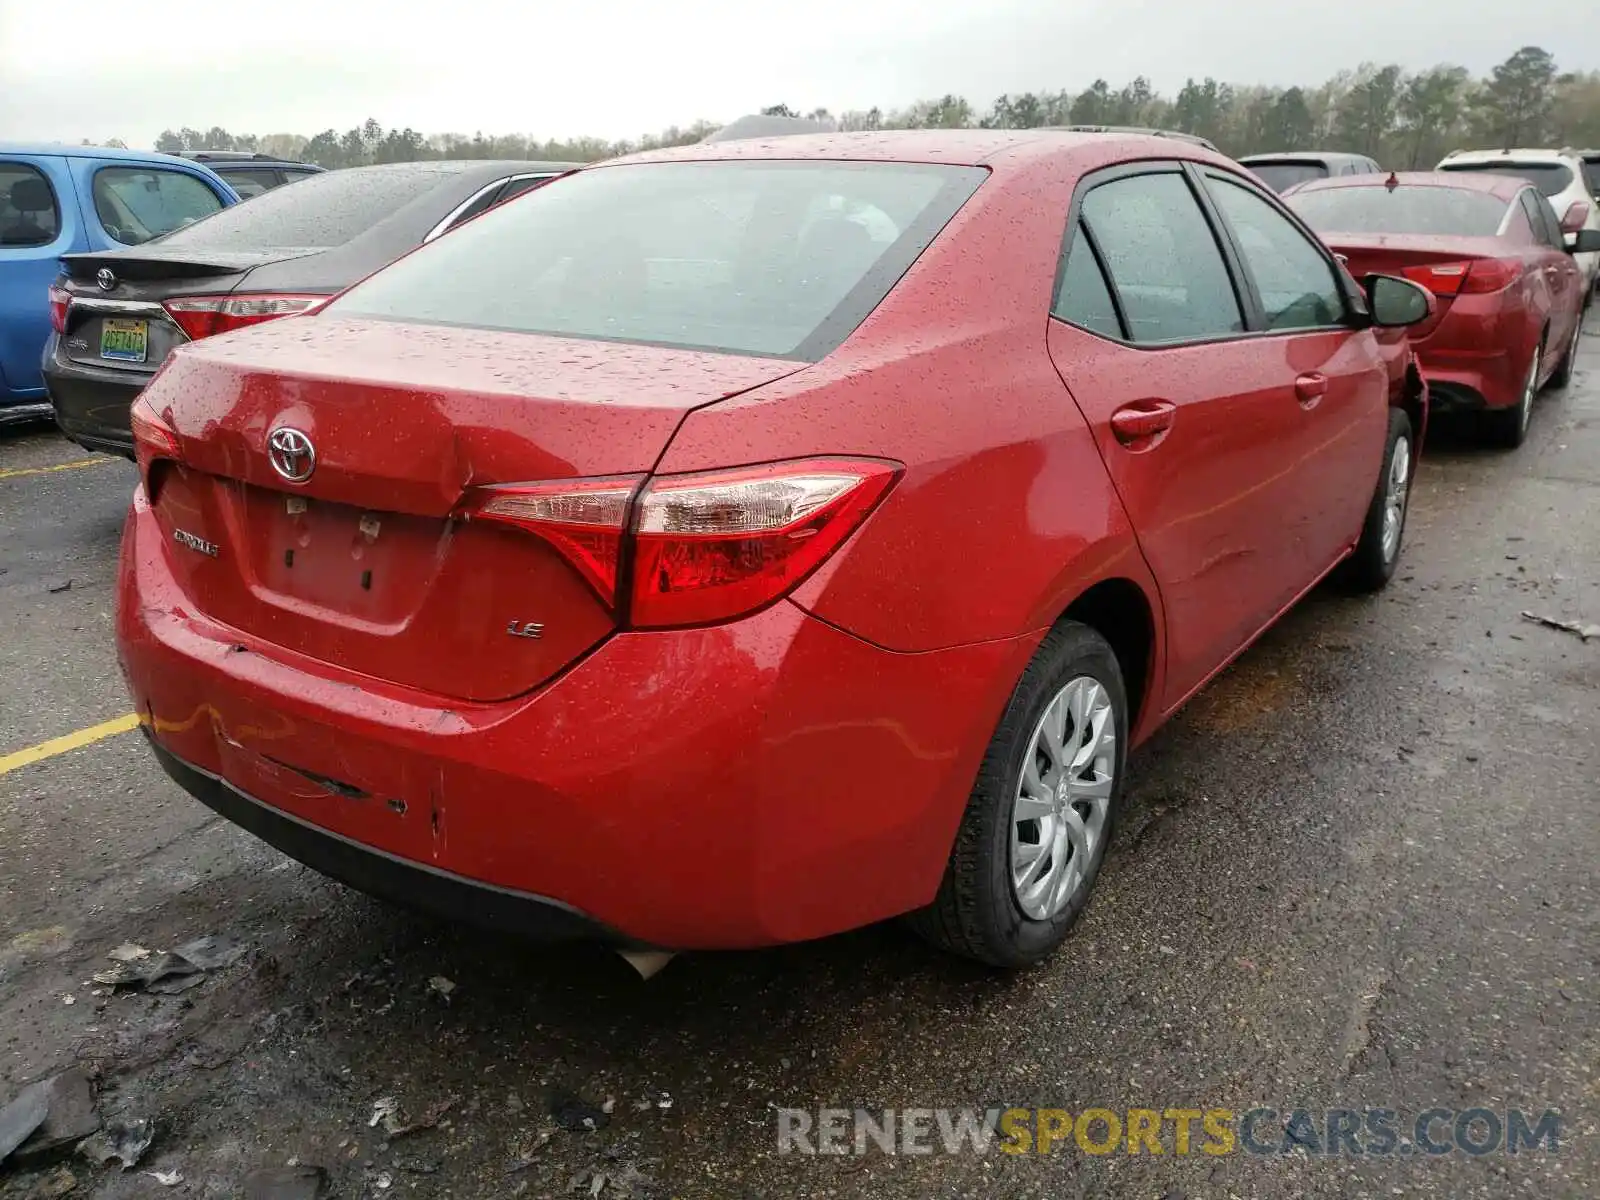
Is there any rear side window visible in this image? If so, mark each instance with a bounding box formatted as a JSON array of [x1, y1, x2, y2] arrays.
[[1051, 226, 1123, 338], [1583, 158, 1600, 198], [1206, 177, 1344, 330], [1076, 172, 1243, 343], [0, 162, 60, 247], [1518, 191, 1558, 248], [1246, 162, 1329, 193], [157, 165, 466, 251], [93, 167, 225, 245], [1289, 185, 1508, 236], [329, 160, 987, 361], [1438, 161, 1574, 198], [216, 168, 274, 198], [495, 174, 558, 205]]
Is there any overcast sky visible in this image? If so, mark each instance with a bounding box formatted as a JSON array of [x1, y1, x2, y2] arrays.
[[1, 0, 1595, 146]]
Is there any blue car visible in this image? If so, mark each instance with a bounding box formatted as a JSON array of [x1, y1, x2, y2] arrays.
[[0, 144, 239, 426]]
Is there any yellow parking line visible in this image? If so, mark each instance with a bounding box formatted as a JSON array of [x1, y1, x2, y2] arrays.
[[0, 457, 113, 482], [0, 714, 141, 776]]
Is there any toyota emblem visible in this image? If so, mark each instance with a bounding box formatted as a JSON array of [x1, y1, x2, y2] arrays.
[[96, 268, 117, 292], [267, 427, 316, 484]]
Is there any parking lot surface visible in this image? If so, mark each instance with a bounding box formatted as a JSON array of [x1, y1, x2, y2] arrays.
[[2, 318, 1598, 1198]]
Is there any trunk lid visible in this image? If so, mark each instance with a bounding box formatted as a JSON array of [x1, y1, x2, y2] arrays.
[[141, 315, 807, 701], [1324, 233, 1511, 340], [57, 248, 319, 376]]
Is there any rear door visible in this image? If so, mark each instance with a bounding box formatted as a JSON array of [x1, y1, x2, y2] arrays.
[[1197, 168, 1387, 581], [0, 155, 77, 398], [1520, 189, 1581, 358], [1045, 163, 1314, 714]]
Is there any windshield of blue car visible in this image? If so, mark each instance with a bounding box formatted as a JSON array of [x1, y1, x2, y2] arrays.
[[1288, 185, 1508, 236], [155, 164, 468, 250]]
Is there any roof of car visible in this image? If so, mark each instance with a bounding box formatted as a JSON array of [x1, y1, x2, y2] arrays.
[[1239, 151, 1375, 166], [1290, 170, 1527, 200], [601, 128, 1232, 171], [0, 142, 221, 167]]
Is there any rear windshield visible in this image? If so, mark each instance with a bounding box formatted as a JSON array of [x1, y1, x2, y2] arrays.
[[327, 160, 988, 361], [1288, 185, 1508, 236], [156, 164, 467, 251], [1246, 162, 1329, 193], [1438, 161, 1574, 198]]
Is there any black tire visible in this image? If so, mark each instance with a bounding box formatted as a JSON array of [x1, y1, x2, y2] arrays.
[[1485, 341, 1541, 449], [908, 622, 1127, 967], [1336, 407, 1413, 594], [1548, 317, 1581, 389]]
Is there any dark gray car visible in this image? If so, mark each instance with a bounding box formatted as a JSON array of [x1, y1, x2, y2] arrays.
[[1239, 151, 1383, 192], [45, 159, 579, 456]]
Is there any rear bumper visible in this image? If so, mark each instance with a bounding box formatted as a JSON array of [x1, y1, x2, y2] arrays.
[[117, 488, 1033, 949], [147, 734, 618, 943], [43, 339, 147, 458]]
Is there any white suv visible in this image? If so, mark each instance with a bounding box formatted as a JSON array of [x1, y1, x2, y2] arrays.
[[1437, 148, 1600, 305]]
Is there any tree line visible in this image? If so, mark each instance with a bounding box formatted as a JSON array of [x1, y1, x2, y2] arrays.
[[149, 46, 1599, 170]]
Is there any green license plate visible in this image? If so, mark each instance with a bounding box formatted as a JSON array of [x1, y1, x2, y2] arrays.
[[100, 318, 148, 363]]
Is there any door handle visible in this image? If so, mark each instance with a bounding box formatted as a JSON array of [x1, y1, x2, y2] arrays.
[[1110, 401, 1176, 448], [1294, 373, 1328, 407]]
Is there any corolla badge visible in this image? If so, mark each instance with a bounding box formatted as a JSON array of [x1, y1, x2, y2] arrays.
[[267, 426, 316, 484], [96, 268, 117, 291]]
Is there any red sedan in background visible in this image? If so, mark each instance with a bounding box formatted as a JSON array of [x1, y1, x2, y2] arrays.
[[1286, 171, 1600, 448], [117, 131, 1433, 967]]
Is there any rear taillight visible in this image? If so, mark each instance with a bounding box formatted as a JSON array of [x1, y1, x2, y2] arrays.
[[48, 284, 69, 335], [129, 396, 181, 480], [1402, 259, 1519, 296], [630, 459, 898, 627], [464, 475, 643, 604], [162, 293, 326, 341], [457, 457, 899, 626]]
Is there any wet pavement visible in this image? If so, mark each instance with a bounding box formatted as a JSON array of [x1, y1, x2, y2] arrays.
[[2, 316, 1597, 1198]]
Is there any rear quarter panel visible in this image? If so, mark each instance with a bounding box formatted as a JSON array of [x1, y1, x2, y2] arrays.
[[656, 150, 1165, 663]]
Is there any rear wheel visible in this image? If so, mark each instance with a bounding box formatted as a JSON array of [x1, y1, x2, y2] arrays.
[[1485, 341, 1541, 450], [909, 622, 1126, 967], [1549, 317, 1582, 389], [1338, 407, 1413, 594]]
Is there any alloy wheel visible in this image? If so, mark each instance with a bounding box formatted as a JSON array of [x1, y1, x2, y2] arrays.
[[1381, 434, 1411, 564], [1011, 676, 1116, 920], [1519, 346, 1541, 436]]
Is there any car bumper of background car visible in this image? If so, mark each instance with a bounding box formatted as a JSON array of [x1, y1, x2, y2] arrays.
[[43, 341, 147, 457], [1415, 348, 1522, 413], [0, 397, 54, 427], [116, 489, 1035, 950]]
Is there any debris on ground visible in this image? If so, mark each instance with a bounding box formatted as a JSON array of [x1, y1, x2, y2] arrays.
[[427, 975, 456, 1003], [77, 1119, 154, 1170], [368, 1095, 456, 1138], [91, 936, 246, 994], [615, 949, 676, 980], [45, 580, 72, 594], [243, 1164, 328, 1200], [1520, 611, 1600, 641], [0, 1068, 101, 1165], [549, 1091, 610, 1133], [145, 1167, 184, 1186], [568, 1162, 656, 1198]]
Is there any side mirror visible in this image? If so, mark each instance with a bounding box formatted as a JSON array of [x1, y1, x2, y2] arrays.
[[1570, 229, 1600, 254], [1363, 274, 1434, 328], [1559, 200, 1590, 235]]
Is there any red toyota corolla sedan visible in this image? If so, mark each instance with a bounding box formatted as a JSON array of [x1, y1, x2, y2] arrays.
[[117, 131, 1434, 967], [1286, 171, 1600, 448]]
